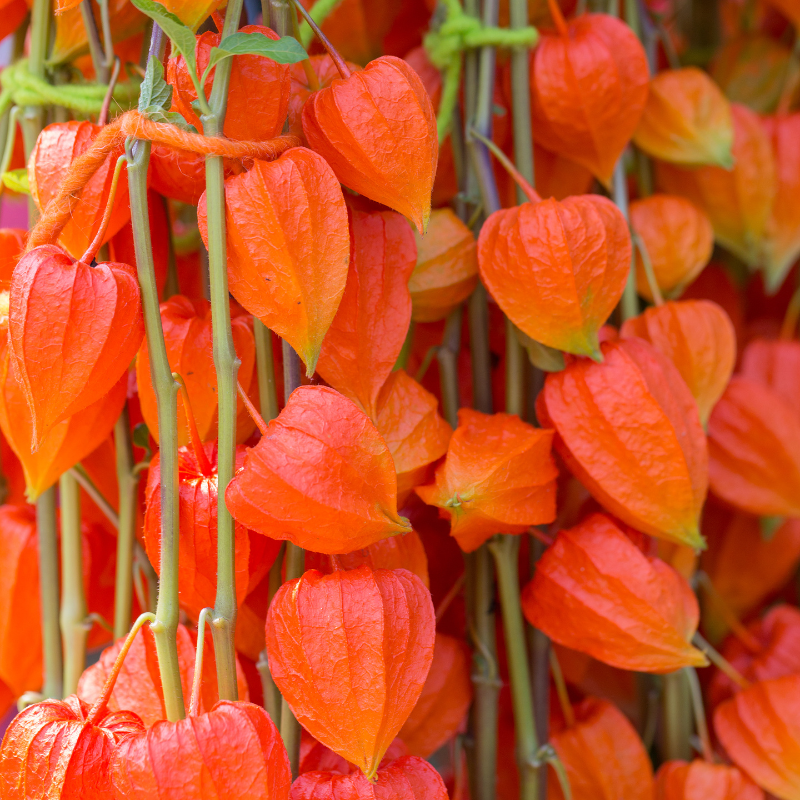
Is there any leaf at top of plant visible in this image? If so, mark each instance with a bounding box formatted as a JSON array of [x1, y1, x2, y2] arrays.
[[138, 56, 173, 113], [204, 32, 308, 78], [130, 0, 197, 71]]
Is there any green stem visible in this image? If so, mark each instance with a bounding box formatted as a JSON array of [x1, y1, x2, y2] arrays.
[[685, 667, 714, 762], [70, 464, 119, 529], [59, 471, 88, 696], [128, 62, 186, 719], [202, 0, 246, 704], [528, 537, 550, 793], [37, 488, 62, 700], [114, 407, 138, 639], [662, 670, 692, 761], [254, 321, 280, 422], [280, 541, 305, 778], [613, 159, 639, 322], [489, 535, 539, 800], [258, 542, 286, 726], [80, 0, 110, 84], [505, 318, 525, 417], [437, 307, 463, 429]]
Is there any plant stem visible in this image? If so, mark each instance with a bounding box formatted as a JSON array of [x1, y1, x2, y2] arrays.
[[281, 541, 305, 778], [685, 667, 713, 762], [438, 307, 463, 429], [114, 407, 138, 639], [70, 465, 119, 529], [59, 471, 88, 696], [37, 488, 62, 700], [128, 34, 186, 717], [489, 535, 539, 800], [80, 0, 110, 84], [258, 542, 286, 726], [662, 670, 692, 761], [528, 538, 550, 796], [692, 632, 750, 688], [254, 321, 280, 421], [202, 0, 246, 703], [613, 159, 639, 322]]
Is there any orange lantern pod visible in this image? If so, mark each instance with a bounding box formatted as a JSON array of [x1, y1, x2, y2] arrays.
[[316, 209, 417, 419], [655, 760, 764, 800], [656, 104, 776, 269], [0, 342, 127, 501], [152, 0, 224, 29], [741, 338, 800, 417], [111, 701, 291, 799], [287, 55, 362, 141], [0, 0, 28, 41], [714, 675, 800, 800], [0, 229, 25, 292], [135, 295, 258, 447], [548, 697, 654, 800], [28, 122, 130, 260], [765, 0, 800, 28], [701, 501, 800, 641], [168, 25, 291, 141], [143, 442, 281, 621], [416, 408, 558, 553], [298, 734, 408, 778], [621, 300, 736, 425], [707, 376, 800, 517], [537, 338, 708, 549], [398, 633, 472, 758], [266, 565, 435, 778], [478, 192, 630, 360], [373, 370, 452, 505], [522, 513, 707, 672], [529, 6, 649, 187], [9, 245, 143, 448], [633, 67, 735, 167], [0, 504, 42, 699], [532, 143, 595, 201], [629, 195, 714, 302], [227, 386, 411, 554], [198, 148, 349, 375], [408, 209, 479, 323], [762, 113, 800, 292], [305, 528, 430, 588], [302, 56, 438, 234], [709, 605, 800, 709], [290, 755, 448, 800], [78, 622, 249, 727], [0, 695, 144, 799]]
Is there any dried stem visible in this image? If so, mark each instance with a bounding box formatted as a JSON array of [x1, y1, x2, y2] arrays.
[[37, 488, 62, 700], [685, 667, 714, 762]]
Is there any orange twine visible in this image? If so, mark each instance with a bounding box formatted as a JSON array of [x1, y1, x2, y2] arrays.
[[25, 109, 301, 253]]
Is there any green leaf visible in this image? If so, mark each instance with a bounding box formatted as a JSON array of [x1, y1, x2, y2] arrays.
[[130, 0, 197, 71], [141, 105, 197, 132], [138, 56, 173, 113], [132, 423, 153, 458], [516, 329, 565, 373], [2, 169, 29, 194], [202, 32, 308, 79]]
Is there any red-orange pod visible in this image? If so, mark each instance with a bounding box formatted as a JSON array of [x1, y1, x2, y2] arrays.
[[28, 121, 130, 259], [409, 209, 478, 323], [478, 193, 630, 359], [135, 295, 258, 446], [111, 701, 291, 799], [198, 148, 349, 374], [290, 756, 448, 800], [226, 386, 411, 554], [655, 760, 764, 800], [707, 376, 800, 517], [0, 695, 144, 800], [0, 504, 41, 699], [374, 370, 452, 505], [398, 633, 472, 758], [266, 565, 435, 779], [740, 338, 800, 417], [537, 338, 708, 548], [629, 195, 714, 301], [9, 245, 143, 447], [167, 24, 291, 141], [532, 143, 594, 201], [529, 8, 649, 187], [316, 209, 417, 420], [302, 56, 438, 234], [0, 229, 25, 291], [762, 113, 800, 291], [143, 442, 280, 621], [621, 300, 736, 425], [709, 605, 800, 709], [416, 408, 558, 552], [522, 513, 707, 672], [548, 697, 654, 800], [148, 146, 210, 206], [0, 342, 127, 500], [656, 104, 776, 269], [714, 675, 800, 800], [633, 67, 735, 167]]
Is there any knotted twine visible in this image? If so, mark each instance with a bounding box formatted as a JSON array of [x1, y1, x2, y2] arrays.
[[25, 109, 301, 253], [424, 0, 539, 141]]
